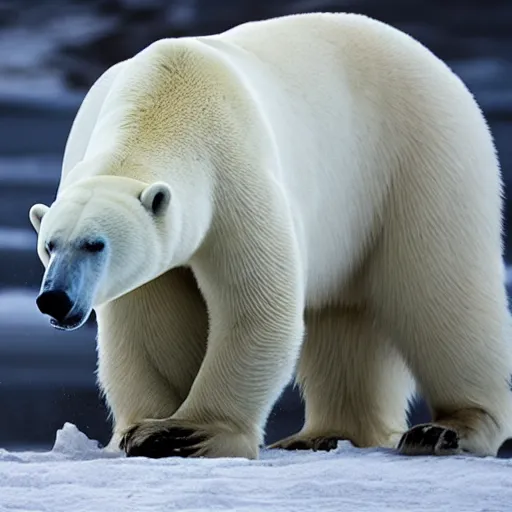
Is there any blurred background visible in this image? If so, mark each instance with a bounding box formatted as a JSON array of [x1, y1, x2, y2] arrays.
[[0, 0, 511, 455]]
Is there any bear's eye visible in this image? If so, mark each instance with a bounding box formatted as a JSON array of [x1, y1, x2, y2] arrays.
[[82, 240, 105, 253]]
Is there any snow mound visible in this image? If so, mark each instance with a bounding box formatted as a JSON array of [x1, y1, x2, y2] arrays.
[[52, 422, 111, 459], [0, 423, 510, 511]]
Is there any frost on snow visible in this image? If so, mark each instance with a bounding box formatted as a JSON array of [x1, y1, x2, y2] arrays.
[[0, 423, 510, 512]]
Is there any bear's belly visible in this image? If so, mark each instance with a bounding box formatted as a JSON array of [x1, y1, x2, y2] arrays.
[[287, 188, 378, 310]]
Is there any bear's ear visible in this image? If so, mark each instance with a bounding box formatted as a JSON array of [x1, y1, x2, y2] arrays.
[[29, 203, 50, 233], [140, 182, 172, 216]]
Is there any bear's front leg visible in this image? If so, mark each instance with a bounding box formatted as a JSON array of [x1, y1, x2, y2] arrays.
[[122, 209, 305, 459], [97, 268, 208, 452]]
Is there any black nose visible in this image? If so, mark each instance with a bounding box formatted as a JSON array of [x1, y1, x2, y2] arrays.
[[36, 290, 73, 323]]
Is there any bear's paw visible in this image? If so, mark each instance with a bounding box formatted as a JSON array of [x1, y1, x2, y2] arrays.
[[120, 417, 259, 459], [397, 423, 461, 456], [268, 433, 346, 452]]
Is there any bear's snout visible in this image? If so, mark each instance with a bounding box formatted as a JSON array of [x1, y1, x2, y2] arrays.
[[36, 289, 73, 324]]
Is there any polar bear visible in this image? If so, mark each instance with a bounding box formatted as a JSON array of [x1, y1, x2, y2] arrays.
[[29, 12, 512, 459]]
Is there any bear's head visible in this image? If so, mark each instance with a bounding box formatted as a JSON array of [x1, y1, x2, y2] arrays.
[[29, 175, 173, 331]]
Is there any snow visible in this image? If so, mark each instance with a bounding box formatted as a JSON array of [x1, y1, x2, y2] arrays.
[[0, 423, 510, 512]]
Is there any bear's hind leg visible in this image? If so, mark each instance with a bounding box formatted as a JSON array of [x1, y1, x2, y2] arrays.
[[380, 293, 512, 457], [381, 298, 512, 457], [371, 197, 512, 457], [269, 306, 414, 452]]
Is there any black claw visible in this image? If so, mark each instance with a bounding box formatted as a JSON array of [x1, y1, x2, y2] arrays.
[[285, 440, 311, 451], [119, 426, 137, 451], [437, 428, 459, 451], [315, 437, 339, 452], [123, 426, 209, 459], [398, 424, 460, 456], [282, 437, 340, 452]]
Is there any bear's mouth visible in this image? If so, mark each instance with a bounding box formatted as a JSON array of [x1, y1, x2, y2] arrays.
[[49, 314, 87, 331]]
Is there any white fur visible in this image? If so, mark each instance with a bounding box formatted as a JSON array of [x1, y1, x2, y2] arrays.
[[30, 12, 512, 458]]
